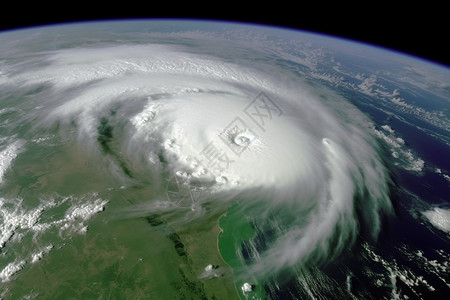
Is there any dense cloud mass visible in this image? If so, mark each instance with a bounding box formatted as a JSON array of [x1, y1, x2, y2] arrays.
[[3, 41, 393, 278]]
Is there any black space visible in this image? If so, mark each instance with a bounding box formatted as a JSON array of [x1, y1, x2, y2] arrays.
[[0, 6, 447, 67]]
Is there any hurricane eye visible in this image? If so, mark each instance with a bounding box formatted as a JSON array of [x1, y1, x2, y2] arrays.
[[233, 132, 254, 147]]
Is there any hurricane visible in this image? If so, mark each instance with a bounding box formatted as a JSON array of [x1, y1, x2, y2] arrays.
[[1, 38, 394, 278], [6, 18, 450, 300]]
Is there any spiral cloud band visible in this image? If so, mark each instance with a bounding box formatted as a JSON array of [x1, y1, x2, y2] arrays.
[[7, 42, 393, 277]]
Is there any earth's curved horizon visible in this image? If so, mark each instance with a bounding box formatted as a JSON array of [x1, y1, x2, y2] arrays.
[[1, 17, 449, 68], [0, 20, 449, 299]]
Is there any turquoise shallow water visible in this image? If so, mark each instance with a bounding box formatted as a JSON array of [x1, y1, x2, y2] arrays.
[[218, 202, 265, 299]]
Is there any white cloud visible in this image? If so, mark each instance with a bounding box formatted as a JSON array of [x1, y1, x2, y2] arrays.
[[357, 75, 378, 96], [423, 207, 450, 234], [373, 126, 424, 172], [381, 125, 395, 134], [0, 140, 24, 185], [0, 260, 25, 283]]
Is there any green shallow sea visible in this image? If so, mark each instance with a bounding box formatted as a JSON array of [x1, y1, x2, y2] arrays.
[[218, 202, 266, 300]]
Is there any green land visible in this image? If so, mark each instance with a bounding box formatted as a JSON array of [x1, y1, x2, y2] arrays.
[[1, 142, 239, 299]]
